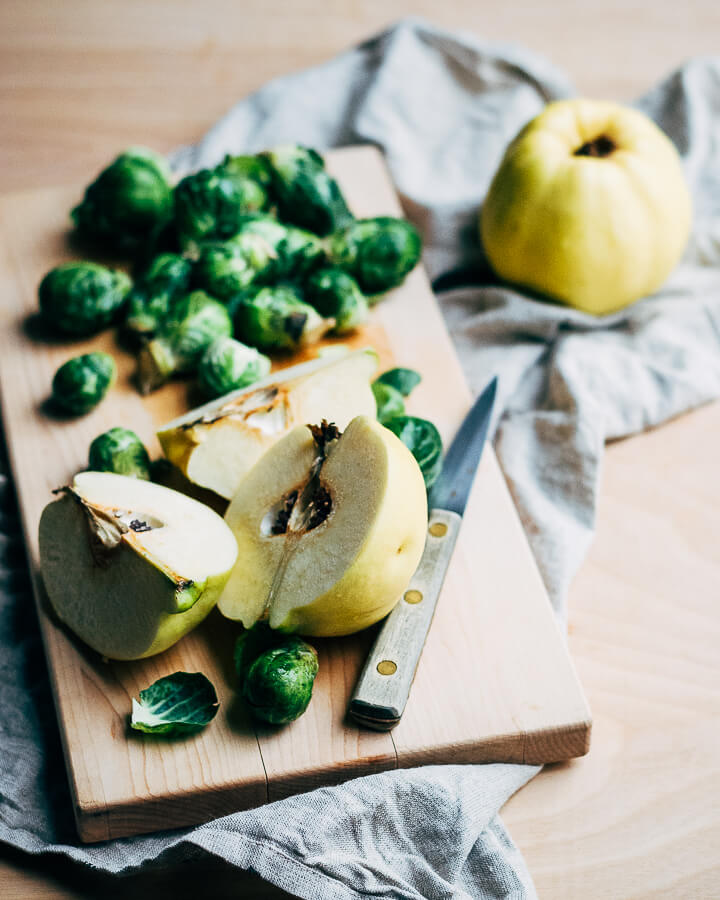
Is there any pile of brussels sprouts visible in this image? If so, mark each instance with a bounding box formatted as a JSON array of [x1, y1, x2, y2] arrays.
[[39, 145, 436, 732], [40, 145, 422, 414]]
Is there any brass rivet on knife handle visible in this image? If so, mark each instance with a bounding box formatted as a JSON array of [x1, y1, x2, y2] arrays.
[[377, 660, 397, 676], [349, 509, 463, 731]]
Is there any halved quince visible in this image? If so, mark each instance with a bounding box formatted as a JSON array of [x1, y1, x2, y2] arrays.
[[157, 348, 378, 500], [218, 415, 427, 637], [39, 472, 237, 660]]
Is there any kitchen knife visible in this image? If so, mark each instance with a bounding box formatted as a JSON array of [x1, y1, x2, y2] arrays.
[[349, 376, 498, 731]]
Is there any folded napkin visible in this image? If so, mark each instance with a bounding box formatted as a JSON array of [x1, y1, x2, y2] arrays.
[[2, 18, 720, 899]]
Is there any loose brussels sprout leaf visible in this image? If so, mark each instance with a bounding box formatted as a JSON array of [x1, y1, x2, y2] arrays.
[[51, 352, 117, 416], [372, 381, 405, 425], [234, 214, 326, 278], [197, 336, 272, 400], [239, 636, 319, 725], [136, 290, 233, 394], [193, 233, 276, 300], [130, 672, 219, 735], [71, 147, 174, 254], [88, 427, 151, 479], [304, 267, 369, 334], [125, 253, 193, 337], [39, 262, 132, 336], [328, 216, 422, 295], [234, 285, 333, 352], [262, 145, 353, 236], [385, 416, 443, 489], [174, 167, 267, 249], [375, 366, 421, 397]]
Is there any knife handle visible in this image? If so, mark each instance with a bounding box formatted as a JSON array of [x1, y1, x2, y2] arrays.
[[349, 509, 462, 731]]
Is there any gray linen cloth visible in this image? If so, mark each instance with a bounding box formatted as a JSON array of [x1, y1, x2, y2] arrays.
[[2, 18, 720, 899]]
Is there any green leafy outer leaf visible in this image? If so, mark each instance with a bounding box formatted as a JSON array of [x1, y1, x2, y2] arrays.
[[130, 672, 219, 735], [51, 352, 117, 416], [174, 167, 267, 249], [234, 285, 332, 351], [238, 633, 319, 726], [372, 381, 405, 425], [197, 336, 272, 399], [137, 291, 233, 393], [161, 291, 233, 363], [385, 415, 443, 489], [71, 147, 174, 253], [193, 213, 325, 303], [303, 266, 369, 334], [39, 262, 132, 336], [193, 233, 277, 300], [125, 253, 193, 336], [375, 367, 421, 397], [262, 145, 353, 236], [88, 426, 151, 479], [328, 216, 422, 295], [234, 214, 326, 279]]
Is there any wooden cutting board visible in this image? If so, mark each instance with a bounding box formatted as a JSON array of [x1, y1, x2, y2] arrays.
[[0, 146, 591, 843]]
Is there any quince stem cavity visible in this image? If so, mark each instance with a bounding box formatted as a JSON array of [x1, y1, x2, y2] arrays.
[[574, 135, 616, 158]]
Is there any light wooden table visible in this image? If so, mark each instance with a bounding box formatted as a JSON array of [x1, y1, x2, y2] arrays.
[[2, 2, 719, 897]]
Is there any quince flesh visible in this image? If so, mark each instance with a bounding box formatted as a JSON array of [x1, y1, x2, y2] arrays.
[[218, 416, 428, 637], [158, 348, 378, 500], [39, 472, 237, 659]]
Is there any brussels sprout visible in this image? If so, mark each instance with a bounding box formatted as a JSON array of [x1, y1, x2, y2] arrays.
[[136, 290, 232, 393], [71, 147, 174, 253], [385, 416, 443, 488], [239, 634, 319, 725], [328, 216, 422, 295], [234, 214, 326, 278], [39, 262, 132, 336], [217, 154, 272, 217], [194, 214, 325, 303], [174, 167, 267, 249], [375, 367, 421, 397], [234, 285, 333, 352], [261, 145, 353, 236], [193, 233, 277, 300], [197, 336, 272, 399], [51, 352, 116, 415], [125, 253, 193, 337], [372, 381, 405, 425], [88, 426, 151, 479], [304, 267, 369, 334]]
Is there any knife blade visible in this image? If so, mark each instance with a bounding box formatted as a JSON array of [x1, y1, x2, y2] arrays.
[[348, 376, 498, 731]]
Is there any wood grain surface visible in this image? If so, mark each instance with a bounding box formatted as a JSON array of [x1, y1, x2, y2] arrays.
[[0, 146, 590, 842], [2, 1, 719, 896]]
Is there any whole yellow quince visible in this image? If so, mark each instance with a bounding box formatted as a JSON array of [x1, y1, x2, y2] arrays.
[[481, 99, 692, 315]]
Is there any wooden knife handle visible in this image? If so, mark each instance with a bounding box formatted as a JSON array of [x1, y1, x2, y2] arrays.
[[348, 509, 462, 731]]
